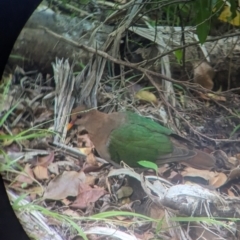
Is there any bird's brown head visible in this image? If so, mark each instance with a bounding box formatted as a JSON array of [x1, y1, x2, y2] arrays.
[[67, 105, 94, 130]]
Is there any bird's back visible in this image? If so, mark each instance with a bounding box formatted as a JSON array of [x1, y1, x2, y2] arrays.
[[107, 111, 174, 166]]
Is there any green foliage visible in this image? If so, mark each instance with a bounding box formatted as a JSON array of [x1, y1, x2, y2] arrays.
[[142, 0, 238, 45], [174, 49, 183, 65], [138, 160, 158, 171], [0, 103, 20, 127], [13, 203, 88, 240], [195, 0, 212, 44], [229, 0, 237, 19], [230, 120, 240, 137]]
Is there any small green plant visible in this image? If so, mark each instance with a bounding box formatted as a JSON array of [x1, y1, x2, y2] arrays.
[[138, 160, 158, 173]]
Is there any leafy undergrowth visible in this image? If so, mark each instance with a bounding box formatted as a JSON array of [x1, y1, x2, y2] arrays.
[[1, 69, 240, 240]]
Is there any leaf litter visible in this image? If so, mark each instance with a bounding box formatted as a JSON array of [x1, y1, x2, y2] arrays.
[[2, 63, 240, 240], [2, 36, 240, 240]]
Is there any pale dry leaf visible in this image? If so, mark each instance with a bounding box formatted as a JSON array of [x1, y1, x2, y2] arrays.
[[116, 186, 133, 199], [43, 171, 86, 200], [182, 167, 216, 180], [206, 93, 226, 101], [48, 162, 59, 175], [15, 163, 34, 184], [81, 147, 98, 166], [33, 165, 49, 180], [182, 167, 227, 188], [62, 209, 81, 217], [228, 156, 238, 166], [235, 154, 240, 161], [85, 175, 97, 186], [135, 90, 158, 105], [61, 198, 72, 206], [209, 172, 227, 188]]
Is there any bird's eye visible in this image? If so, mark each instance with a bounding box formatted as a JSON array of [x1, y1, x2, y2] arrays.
[[77, 115, 82, 119]]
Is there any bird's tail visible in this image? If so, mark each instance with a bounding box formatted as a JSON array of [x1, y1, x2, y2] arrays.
[[156, 147, 216, 170]]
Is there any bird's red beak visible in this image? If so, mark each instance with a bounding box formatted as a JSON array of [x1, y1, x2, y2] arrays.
[[67, 122, 73, 130], [67, 120, 75, 130]]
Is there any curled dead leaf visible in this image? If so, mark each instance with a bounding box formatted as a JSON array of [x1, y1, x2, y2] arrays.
[[135, 90, 158, 105], [182, 167, 227, 188], [36, 152, 54, 167]]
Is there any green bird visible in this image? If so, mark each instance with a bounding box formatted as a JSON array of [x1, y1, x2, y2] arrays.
[[68, 106, 215, 169]]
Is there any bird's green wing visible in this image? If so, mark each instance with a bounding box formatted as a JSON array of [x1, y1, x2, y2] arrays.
[[126, 112, 174, 135], [108, 122, 173, 166]]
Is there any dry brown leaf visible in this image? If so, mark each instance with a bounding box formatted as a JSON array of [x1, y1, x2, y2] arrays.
[[193, 61, 215, 90], [15, 163, 34, 184], [33, 165, 49, 180], [37, 152, 54, 167], [71, 183, 105, 209], [48, 162, 59, 175], [43, 171, 86, 200], [149, 202, 165, 220], [182, 167, 227, 188]]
